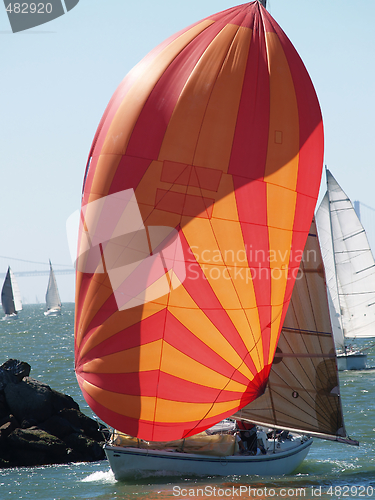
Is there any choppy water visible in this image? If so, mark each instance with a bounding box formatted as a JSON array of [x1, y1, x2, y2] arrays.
[[1, 304, 374, 499]]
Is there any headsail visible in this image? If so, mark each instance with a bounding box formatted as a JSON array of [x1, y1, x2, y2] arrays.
[[316, 193, 345, 350], [235, 220, 358, 446], [74, 2, 324, 442], [1, 267, 22, 316], [316, 169, 375, 339], [45, 260, 62, 312]]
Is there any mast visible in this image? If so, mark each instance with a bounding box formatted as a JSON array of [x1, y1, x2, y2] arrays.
[[259, 0, 267, 7]]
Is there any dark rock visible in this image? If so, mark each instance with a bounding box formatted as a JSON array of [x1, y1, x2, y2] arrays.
[[8, 427, 66, 452], [0, 413, 19, 428], [21, 419, 38, 429], [1, 359, 31, 381], [39, 415, 74, 439], [7, 427, 73, 464], [64, 432, 105, 461], [0, 404, 10, 421], [0, 415, 19, 441], [0, 369, 17, 391], [58, 408, 103, 441], [9, 448, 51, 467], [0, 358, 107, 468], [0, 359, 31, 391], [0, 457, 10, 468], [0, 393, 11, 421], [4, 377, 54, 423], [51, 388, 79, 413]]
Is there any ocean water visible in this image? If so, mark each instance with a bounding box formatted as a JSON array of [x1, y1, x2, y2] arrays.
[[1, 304, 374, 500]]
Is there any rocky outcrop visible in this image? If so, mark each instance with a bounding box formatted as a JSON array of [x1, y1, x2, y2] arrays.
[[0, 359, 106, 468]]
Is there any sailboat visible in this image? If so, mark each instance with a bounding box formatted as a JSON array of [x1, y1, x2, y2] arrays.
[[316, 169, 375, 370], [44, 260, 62, 316], [103, 221, 357, 478], [1, 267, 22, 318], [72, 0, 356, 479]]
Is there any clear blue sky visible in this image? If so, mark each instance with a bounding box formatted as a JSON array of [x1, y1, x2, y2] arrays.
[[1, 0, 374, 303]]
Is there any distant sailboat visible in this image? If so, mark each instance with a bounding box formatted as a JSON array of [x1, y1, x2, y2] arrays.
[[1, 267, 22, 318], [44, 260, 62, 316], [316, 169, 375, 370]]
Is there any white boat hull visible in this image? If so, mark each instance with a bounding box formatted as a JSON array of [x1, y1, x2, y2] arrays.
[[44, 307, 61, 317], [337, 352, 367, 371], [105, 438, 312, 479]]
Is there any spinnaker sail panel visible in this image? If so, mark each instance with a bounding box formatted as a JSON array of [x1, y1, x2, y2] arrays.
[[235, 220, 356, 445], [75, 2, 324, 441]]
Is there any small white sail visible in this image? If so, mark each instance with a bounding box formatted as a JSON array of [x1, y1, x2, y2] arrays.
[[1, 267, 22, 316], [316, 169, 375, 339], [45, 261, 62, 315], [316, 192, 346, 349], [10, 269, 22, 313]]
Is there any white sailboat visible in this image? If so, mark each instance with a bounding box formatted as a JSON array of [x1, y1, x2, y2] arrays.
[[104, 221, 358, 479], [44, 260, 62, 316], [316, 169, 375, 370], [1, 267, 22, 318]]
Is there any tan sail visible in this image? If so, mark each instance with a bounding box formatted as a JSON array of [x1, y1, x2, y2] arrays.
[[234, 219, 358, 446]]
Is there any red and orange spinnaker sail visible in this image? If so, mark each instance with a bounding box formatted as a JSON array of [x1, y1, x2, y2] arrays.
[[74, 1, 324, 441]]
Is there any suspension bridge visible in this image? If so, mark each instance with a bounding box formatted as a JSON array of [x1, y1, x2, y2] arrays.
[[0, 256, 74, 280], [1, 201, 375, 280], [354, 201, 375, 252]]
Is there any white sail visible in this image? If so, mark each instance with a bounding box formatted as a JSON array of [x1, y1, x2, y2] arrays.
[[45, 261, 62, 314], [316, 192, 345, 349], [1, 267, 22, 316], [316, 170, 375, 339], [10, 269, 22, 312]]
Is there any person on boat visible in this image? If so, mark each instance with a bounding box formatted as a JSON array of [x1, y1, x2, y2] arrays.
[[236, 420, 257, 454]]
